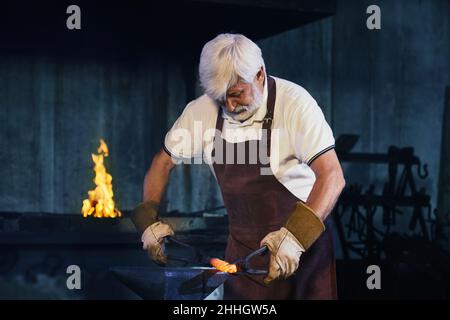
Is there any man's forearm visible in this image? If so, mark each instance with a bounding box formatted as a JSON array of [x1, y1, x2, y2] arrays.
[[305, 171, 345, 221], [133, 149, 176, 263], [142, 149, 175, 203], [131, 149, 175, 234], [284, 151, 344, 249]]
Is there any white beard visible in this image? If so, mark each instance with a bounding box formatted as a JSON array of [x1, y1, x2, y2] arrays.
[[222, 84, 263, 122]]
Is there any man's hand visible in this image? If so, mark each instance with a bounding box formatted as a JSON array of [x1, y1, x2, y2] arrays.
[[260, 227, 305, 285], [142, 221, 174, 264], [130, 200, 175, 264], [130, 148, 177, 264], [259, 202, 325, 285]]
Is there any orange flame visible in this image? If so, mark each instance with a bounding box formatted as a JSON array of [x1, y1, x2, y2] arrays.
[[210, 258, 237, 273], [81, 139, 121, 218]]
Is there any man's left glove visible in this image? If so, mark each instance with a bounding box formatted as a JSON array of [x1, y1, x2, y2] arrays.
[[260, 227, 305, 285], [260, 202, 325, 285]]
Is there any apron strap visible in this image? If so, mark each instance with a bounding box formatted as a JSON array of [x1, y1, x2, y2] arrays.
[[263, 76, 276, 157]]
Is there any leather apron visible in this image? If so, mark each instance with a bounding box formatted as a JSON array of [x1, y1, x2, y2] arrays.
[[211, 76, 337, 300]]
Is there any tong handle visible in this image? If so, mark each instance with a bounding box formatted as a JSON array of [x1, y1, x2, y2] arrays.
[[165, 236, 202, 264], [238, 245, 269, 275], [166, 236, 193, 248], [242, 269, 268, 275], [245, 246, 268, 261]]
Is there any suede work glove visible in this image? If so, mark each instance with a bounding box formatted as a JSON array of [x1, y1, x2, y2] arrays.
[[141, 221, 174, 264], [261, 202, 325, 285], [130, 201, 174, 265], [260, 227, 305, 285]]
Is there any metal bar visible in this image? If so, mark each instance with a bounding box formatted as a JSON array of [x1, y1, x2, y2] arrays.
[[337, 151, 421, 165]]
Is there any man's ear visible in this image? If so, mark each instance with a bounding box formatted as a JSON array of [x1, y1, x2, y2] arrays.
[[256, 66, 265, 80], [256, 66, 265, 86]]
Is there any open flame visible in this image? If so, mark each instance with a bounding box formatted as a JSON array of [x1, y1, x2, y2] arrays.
[[209, 258, 237, 273], [81, 139, 122, 218]]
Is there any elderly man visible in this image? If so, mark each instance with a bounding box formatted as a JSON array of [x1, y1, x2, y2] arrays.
[[131, 33, 345, 300]]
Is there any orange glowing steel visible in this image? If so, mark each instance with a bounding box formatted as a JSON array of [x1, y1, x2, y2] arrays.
[[210, 258, 237, 273], [81, 139, 121, 218]]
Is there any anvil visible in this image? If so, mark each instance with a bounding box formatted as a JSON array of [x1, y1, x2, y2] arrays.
[[110, 266, 229, 300]]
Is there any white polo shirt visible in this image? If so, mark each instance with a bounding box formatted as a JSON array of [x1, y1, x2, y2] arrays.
[[163, 76, 335, 202]]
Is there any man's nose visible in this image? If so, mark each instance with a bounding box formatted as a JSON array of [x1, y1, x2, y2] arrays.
[[225, 99, 237, 112]]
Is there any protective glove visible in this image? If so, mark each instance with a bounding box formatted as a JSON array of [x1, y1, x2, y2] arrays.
[[141, 221, 174, 264], [130, 201, 160, 234], [261, 202, 325, 285], [130, 201, 174, 264], [260, 227, 305, 285]]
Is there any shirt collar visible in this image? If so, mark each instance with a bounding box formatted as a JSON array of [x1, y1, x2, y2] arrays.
[[222, 74, 269, 127]]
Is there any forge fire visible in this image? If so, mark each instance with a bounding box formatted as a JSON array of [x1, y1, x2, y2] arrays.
[[81, 139, 121, 218]]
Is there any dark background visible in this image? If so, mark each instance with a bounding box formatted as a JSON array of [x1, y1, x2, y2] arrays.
[[0, 0, 449, 299]]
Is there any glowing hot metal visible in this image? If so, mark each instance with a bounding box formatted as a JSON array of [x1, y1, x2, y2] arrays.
[[209, 258, 237, 273]]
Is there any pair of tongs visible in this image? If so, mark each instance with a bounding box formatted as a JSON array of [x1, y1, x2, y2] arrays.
[[165, 236, 269, 276], [231, 246, 269, 275]]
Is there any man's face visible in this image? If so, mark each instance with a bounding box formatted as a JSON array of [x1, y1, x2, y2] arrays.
[[218, 70, 265, 122]]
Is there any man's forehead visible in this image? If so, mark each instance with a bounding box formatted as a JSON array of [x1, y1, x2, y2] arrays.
[[227, 81, 250, 93]]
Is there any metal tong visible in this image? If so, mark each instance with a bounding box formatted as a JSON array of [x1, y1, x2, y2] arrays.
[[231, 246, 269, 275], [165, 236, 269, 275]]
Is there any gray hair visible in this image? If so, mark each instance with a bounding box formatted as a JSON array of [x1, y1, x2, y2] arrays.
[[198, 33, 265, 101]]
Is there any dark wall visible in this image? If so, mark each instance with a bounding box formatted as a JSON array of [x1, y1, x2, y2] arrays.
[[332, 0, 450, 208], [0, 0, 449, 219], [0, 54, 168, 213], [263, 0, 449, 212]]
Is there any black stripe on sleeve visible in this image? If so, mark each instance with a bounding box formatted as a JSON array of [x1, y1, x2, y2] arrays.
[[306, 145, 335, 166], [162, 144, 176, 158]]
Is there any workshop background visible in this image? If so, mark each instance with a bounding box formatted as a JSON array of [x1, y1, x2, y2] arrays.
[[0, 0, 449, 299]]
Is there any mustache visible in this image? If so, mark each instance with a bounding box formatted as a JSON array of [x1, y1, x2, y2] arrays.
[[232, 105, 251, 113]]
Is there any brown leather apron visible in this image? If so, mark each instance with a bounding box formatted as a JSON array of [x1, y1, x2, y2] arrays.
[[211, 76, 337, 300]]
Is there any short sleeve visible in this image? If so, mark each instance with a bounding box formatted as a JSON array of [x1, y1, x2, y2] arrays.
[[164, 101, 203, 162], [290, 93, 335, 166]]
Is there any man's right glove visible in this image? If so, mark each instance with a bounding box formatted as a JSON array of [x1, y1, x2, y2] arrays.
[[141, 220, 174, 264], [131, 201, 174, 265]]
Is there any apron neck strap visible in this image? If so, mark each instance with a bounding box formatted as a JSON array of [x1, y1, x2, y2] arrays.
[[262, 76, 276, 131]]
